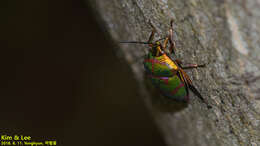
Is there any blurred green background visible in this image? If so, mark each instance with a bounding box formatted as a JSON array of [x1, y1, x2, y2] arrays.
[[0, 1, 165, 145]]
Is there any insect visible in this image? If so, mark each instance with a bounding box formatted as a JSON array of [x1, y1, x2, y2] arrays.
[[120, 20, 211, 108]]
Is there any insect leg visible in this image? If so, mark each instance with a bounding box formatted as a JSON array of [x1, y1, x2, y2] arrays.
[[168, 20, 177, 54], [147, 22, 156, 43], [162, 37, 169, 51], [174, 59, 205, 69], [182, 63, 206, 69]]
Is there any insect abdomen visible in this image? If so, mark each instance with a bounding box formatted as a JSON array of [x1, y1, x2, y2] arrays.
[[144, 53, 188, 101], [149, 75, 188, 102]]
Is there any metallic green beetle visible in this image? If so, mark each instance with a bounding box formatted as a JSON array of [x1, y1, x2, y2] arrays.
[[121, 20, 211, 108]]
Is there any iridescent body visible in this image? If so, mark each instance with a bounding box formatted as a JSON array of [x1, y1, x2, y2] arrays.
[[144, 52, 188, 102], [121, 20, 211, 108]]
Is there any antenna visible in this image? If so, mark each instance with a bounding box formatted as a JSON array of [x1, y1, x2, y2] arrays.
[[119, 41, 151, 44], [119, 37, 166, 45]]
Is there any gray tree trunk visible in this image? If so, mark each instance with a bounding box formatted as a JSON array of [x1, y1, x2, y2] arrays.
[[87, 0, 260, 145]]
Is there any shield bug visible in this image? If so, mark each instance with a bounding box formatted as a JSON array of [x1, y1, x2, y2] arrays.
[[120, 20, 211, 108]]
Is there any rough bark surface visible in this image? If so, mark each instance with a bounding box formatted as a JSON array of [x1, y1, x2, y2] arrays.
[[87, 0, 260, 145]]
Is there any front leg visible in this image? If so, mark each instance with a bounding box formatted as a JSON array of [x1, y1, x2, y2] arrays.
[[147, 21, 156, 43], [168, 20, 177, 54]]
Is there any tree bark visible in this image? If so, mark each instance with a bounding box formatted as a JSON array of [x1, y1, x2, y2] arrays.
[[87, 0, 260, 145]]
